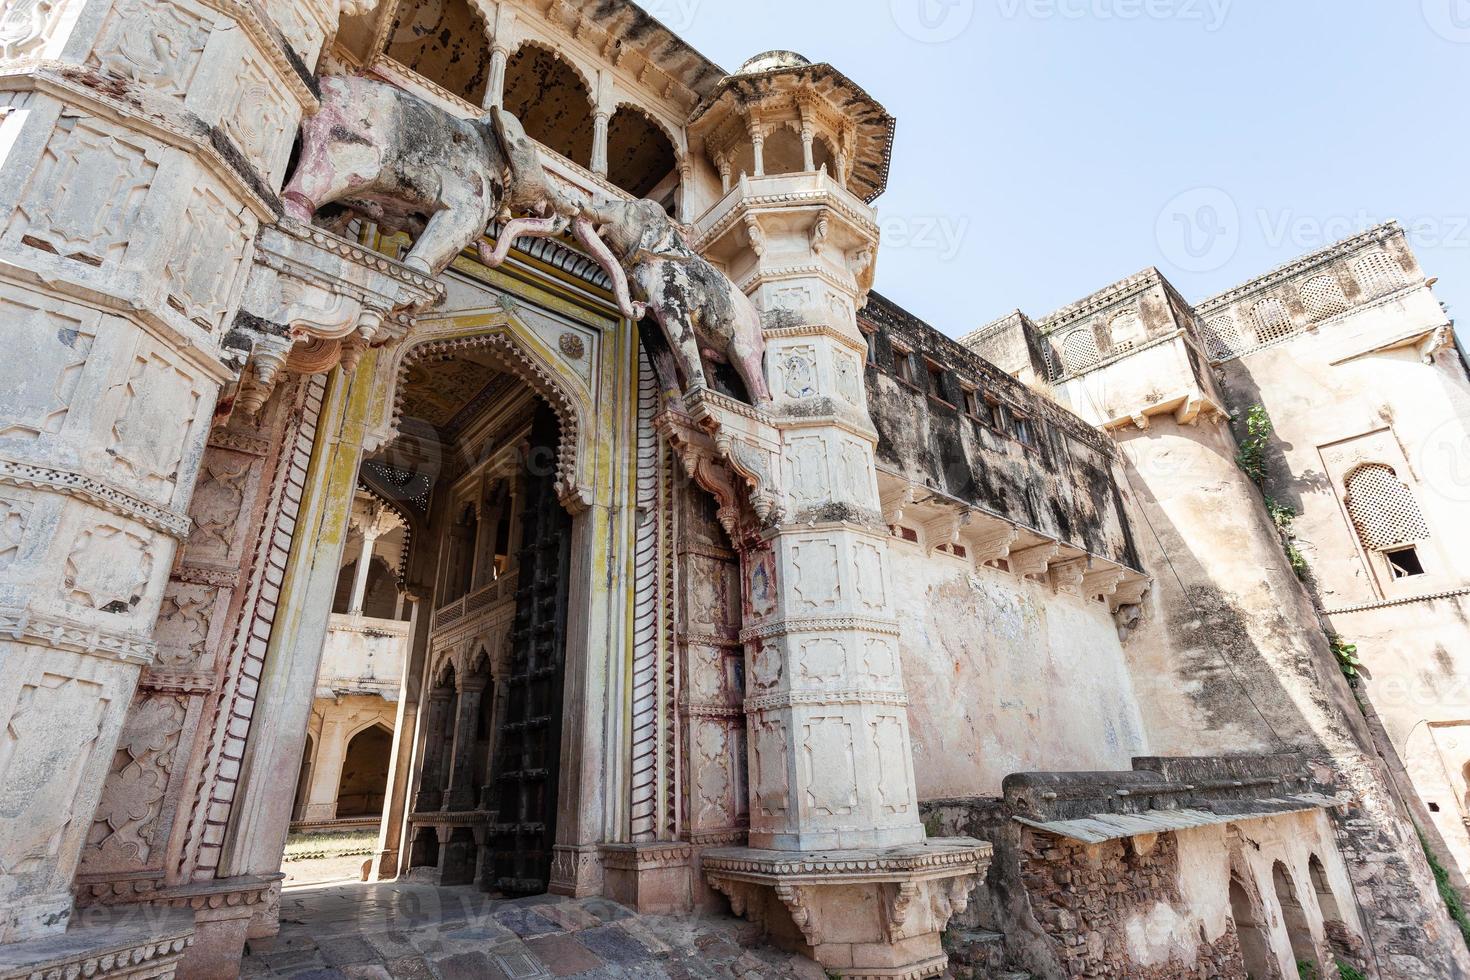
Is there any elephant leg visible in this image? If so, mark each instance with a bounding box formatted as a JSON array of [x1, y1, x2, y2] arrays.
[[730, 331, 772, 404], [570, 218, 643, 321], [406, 193, 499, 275], [651, 303, 708, 393], [476, 216, 568, 268]]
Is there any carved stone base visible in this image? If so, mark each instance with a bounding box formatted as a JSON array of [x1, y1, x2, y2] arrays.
[[548, 844, 604, 898], [703, 840, 991, 980], [600, 843, 694, 915], [0, 909, 193, 980]]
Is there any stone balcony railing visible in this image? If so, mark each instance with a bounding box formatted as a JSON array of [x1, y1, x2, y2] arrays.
[[317, 613, 411, 699], [1195, 224, 1423, 363], [693, 169, 875, 242], [429, 573, 520, 642]]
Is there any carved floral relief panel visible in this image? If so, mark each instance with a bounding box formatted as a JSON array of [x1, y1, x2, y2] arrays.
[[870, 714, 911, 815], [778, 345, 820, 400], [106, 348, 205, 504], [801, 716, 858, 817], [0, 494, 29, 571], [786, 436, 828, 513], [853, 540, 887, 612], [0, 295, 94, 443], [751, 716, 789, 818], [80, 692, 188, 873], [163, 182, 253, 334], [798, 637, 846, 686], [63, 522, 154, 614], [88, 0, 211, 99], [693, 719, 732, 829], [184, 449, 257, 565], [5, 115, 161, 266], [152, 582, 220, 671], [221, 53, 295, 183], [833, 348, 862, 405], [791, 538, 840, 611], [0, 672, 110, 888], [0, 0, 61, 63]]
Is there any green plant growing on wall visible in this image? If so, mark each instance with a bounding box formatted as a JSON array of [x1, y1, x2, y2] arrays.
[[1266, 497, 1309, 580], [1418, 825, 1470, 952], [1327, 635, 1364, 687], [1297, 960, 1318, 979], [1235, 404, 1273, 488], [1337, 963, 1367, 980]]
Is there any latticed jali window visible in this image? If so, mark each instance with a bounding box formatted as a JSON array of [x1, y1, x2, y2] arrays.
[[1201, 315, 1244, 359], [1352, 250, 1404, 299], [1344, 463, 1430, 551], [1060, 328, 1102, 374], [1299, 275, 1351, 322], [1250, 297, 1295, 345]]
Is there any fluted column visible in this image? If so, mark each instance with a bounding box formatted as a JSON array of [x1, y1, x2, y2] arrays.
[[592, 109, 611, 177]]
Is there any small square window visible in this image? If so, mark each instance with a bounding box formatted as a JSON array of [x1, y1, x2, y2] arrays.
[[1013, 412, 1035, 446], [893, 347, 917, 386], [1386, 546, 1425, 579], [925, 361, 948, 401], [862, 329, 878, 366]]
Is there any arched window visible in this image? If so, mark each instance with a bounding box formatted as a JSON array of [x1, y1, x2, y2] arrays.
[[1344, 463, 1430, 574], [762, 126, 805, 175], [1108, 310, 1144, 352], [502, 44, 594, 168], [1250, 297, 1295, 345], [813, 134, 837, 175], [1202, 315, 1244, 359], [1353, 250, 1404, 299], [606, 105, 677, 201], [1230, 876, 1274, 979], [1060, 328, 1102, 374], [1272, 861, 1321, 973], [385, 0, 491, 105], [1299, 275, 1350, 322], [336, 724, 393, 818]]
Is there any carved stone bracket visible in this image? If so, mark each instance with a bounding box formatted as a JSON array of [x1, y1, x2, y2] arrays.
[[224, 219, 445, 421], [703, 840, 992, 979], [655, 388, 785, 547]]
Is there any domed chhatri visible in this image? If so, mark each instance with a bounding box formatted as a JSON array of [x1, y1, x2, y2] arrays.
[[736, 49, 812, 75]]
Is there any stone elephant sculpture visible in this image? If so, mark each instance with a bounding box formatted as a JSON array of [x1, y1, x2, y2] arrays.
[[282, 75, 507, 276], [477, 109, 770, 405]]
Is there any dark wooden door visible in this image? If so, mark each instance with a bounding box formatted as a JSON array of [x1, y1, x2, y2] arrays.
[[486, 406, 571, 895]]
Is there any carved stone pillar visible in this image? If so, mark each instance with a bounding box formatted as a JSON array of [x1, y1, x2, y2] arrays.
[[301, 716, 347, 823], [591, 109, 611, 177], [371, 595, 425, 880], [413, 685, 454, 813], [0, 0, 322, 948], [346, 530, 380, 616], [442, 674, 488, 812], [683, 69, 988, 980], [485, 44, 511, 109]]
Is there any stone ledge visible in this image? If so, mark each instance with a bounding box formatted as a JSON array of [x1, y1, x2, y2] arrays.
[[0, 909, 194, 980], [702, 839, 991, 882]]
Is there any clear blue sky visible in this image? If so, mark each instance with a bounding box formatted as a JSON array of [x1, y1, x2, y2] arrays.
[[668, 0, 1470, 336]]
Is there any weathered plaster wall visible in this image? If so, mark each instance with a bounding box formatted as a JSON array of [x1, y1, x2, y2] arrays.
[[890, 543, 1147, 799], [861, 293, 1138, 568]]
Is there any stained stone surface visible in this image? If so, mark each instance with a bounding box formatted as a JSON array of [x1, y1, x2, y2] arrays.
[[239, 881, 824, 979]]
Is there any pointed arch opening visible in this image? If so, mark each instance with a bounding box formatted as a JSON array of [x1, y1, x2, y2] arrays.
[[606, 104, 678, 203], [502, 43, 595, 168], [384, 0, 492, 105]]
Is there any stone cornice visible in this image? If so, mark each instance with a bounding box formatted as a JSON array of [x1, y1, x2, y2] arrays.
[[0, 607, 156, 665], [701, 840, 992, 881], [1, 65, 282, 222], [745, 689, 909, 713], [763, 322, 869, 354], [0, 457, 193, 539], [740, 616, 901, 643], [1039, 268, 1162, 333], [1197, 222, 1403, 313]]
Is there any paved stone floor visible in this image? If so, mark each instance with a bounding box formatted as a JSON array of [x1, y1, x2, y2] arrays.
[[239, 881, 827, 979]]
